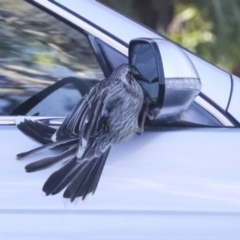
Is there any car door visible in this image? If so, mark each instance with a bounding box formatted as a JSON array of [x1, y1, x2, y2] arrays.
[[0, 0, 240, 239]]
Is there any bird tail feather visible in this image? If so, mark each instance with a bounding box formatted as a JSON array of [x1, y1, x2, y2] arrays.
[[25, 146, 77, 172], [17, 137, 79, 159], [43, 147, 111, 202], [17, 119, 55, 144]]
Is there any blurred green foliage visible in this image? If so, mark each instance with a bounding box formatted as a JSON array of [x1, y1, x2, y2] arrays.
[[99, 0, 240, 76], [172, 0, 240, 76]]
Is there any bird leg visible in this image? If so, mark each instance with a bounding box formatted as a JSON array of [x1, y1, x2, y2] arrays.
[[136, 99, 150, 135]]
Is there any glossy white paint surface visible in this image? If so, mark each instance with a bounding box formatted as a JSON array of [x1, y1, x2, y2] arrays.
[[156, 40, 199, 79], [228, 75, 240, 122], [0, 126, 240, 238], [186, 52, 232, 110], [54, 0, 161, 44]]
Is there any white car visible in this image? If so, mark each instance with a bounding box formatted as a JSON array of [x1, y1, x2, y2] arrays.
[[0, 0, 240, 239]]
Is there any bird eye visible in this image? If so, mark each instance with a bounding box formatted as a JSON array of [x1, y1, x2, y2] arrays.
[[127, 71, 132, 77], [132, 71, 140, 79]]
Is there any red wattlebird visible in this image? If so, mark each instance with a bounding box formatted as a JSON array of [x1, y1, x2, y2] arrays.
[[17, 64, 148, 202]]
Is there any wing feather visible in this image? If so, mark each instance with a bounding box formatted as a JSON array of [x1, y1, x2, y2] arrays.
[[54, 79, 122, 145]]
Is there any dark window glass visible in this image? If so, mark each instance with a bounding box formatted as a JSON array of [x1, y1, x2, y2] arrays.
[[0, 0, 104, 115]]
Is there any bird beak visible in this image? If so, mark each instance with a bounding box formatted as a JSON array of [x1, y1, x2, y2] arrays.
[[133, 71, 148, 83]]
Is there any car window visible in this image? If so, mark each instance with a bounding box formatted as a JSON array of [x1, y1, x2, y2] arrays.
[[0, 0, 104, 116]]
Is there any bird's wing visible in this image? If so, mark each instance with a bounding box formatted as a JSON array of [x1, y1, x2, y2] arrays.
[[52, 80, 105, 142], [53, 79, 124, 143], [42, 80, 129, 201], [17, 119, 55, 144]]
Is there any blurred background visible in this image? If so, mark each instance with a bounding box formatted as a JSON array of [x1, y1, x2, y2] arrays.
[[99, 0, 240, 77]]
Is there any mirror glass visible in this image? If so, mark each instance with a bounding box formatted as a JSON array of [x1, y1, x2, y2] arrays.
[[130, 43, 159, 104]]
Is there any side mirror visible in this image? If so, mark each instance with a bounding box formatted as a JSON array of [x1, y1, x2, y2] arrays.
[[129, 38, 201, 122]]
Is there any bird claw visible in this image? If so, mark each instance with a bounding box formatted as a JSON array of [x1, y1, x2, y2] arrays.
[[136, 127, 143, 135]]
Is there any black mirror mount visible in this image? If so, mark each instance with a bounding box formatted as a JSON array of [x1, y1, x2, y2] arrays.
[[129, 38, 201, 122]]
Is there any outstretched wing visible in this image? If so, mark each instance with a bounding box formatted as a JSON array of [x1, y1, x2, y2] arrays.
[[53, 79, 125, 143], [40, 80, 127, 201], [52, 80, 105, 142], [17, 119, 55, 144]]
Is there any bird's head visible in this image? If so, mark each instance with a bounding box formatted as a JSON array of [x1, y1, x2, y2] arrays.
[[111, 64, 147, 85]]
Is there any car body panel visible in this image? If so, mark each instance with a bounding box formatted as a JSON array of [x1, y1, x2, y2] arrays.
[[185, 52, 232, 111], [1, 210, 240, 240], [1, 125, 240, 211], [228, 75, 240, 122], [1, 125, 240, 238], [51, 0, 162, 44]]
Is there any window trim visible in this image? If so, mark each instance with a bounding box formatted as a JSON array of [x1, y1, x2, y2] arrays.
[[195, 95, 234, 127]]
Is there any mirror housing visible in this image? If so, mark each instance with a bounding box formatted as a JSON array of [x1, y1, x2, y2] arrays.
[[129, 38, 201, 122]]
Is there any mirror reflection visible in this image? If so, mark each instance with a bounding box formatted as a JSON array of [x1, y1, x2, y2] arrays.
[[130, 43, 159, 104]]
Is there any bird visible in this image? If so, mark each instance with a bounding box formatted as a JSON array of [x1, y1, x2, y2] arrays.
[[16, 64, 149, 202]]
